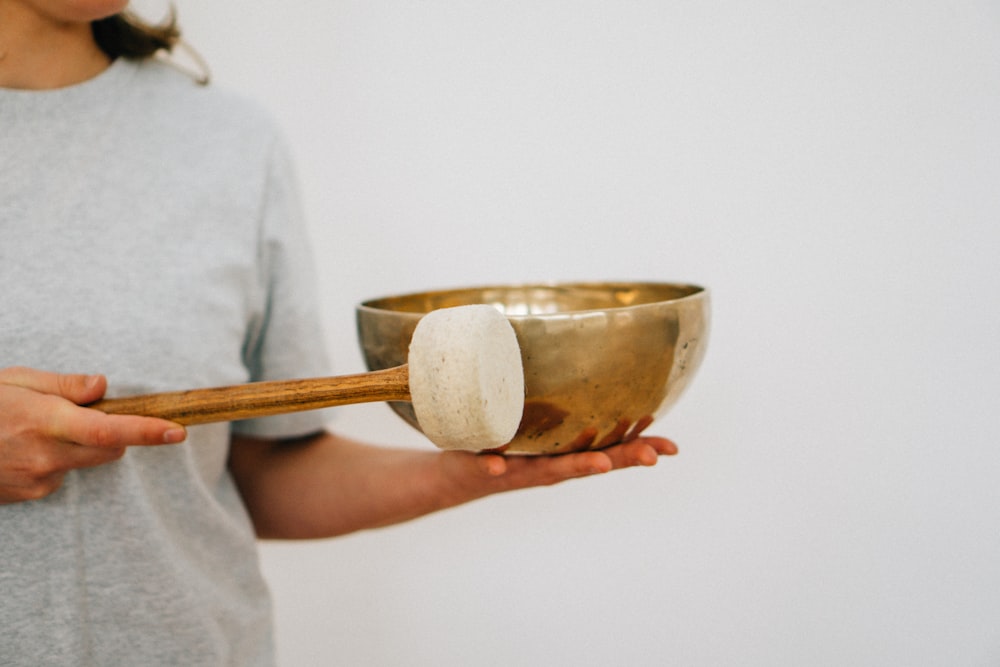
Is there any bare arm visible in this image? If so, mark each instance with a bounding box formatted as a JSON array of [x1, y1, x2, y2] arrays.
[[227, 430, 677, 540]]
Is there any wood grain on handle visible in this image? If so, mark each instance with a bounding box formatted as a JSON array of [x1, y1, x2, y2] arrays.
[[88, 365, 411, 425]]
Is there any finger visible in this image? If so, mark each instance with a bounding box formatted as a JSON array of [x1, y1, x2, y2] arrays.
[[0, 367, 107, 405], [474, 453, 508, 477], [504, 450, 614, 487], [548, 451, 614, 477], [596, 419, 631, 448], [566, 427, 598, 451], [0, 469, 68, 504], [0, 440, 125, 504], [28, 442, 127, 476], [601, 438, 678, 469], [54, 403, 187, 448], [612, 441, 660, 467], [635, 436, 679, 456], [623, 415, 655, 442]]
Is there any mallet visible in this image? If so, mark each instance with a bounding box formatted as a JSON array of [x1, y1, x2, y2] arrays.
[[89, 305, 525, 451]]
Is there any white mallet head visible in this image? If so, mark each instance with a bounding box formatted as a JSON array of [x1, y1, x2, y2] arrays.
[[407, 305, 524, 451]]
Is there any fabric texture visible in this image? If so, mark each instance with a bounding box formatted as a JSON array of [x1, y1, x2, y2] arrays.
[[0, 57, 332, 666]]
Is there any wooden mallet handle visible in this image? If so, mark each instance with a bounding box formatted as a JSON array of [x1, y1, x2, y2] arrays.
[[88, 365, 411, 425]]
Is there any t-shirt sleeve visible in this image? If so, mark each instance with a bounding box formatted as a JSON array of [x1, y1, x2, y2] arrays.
[[232, 133, 334, 439]]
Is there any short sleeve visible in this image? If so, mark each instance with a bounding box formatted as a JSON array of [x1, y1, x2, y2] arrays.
[[232, 135, 334, 439]]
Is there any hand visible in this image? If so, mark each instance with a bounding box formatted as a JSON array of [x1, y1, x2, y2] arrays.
[[442, 435, 678, 498], [0, 367, 187, 504], [228, 432, 677, 539]]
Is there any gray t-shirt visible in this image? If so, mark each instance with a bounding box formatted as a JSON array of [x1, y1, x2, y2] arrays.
[[0, 58, 332, 666]]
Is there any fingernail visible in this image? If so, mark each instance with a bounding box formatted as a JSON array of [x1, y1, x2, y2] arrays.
[[164, 428, 187, 444], [85, 375, 102, 390]]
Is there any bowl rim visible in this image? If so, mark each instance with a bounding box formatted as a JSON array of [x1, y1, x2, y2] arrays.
[[356, 281, 708, 318]]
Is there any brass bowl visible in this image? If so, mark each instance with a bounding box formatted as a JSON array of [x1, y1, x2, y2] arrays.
[[356, 282, 710, 454]]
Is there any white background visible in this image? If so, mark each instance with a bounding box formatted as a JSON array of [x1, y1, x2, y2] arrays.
[[156, 2, 998, 665]]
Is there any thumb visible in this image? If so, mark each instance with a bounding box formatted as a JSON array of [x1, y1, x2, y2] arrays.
[[0, 367, 107, 405]]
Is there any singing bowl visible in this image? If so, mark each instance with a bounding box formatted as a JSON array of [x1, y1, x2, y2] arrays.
[[356, 282, 710, 454]]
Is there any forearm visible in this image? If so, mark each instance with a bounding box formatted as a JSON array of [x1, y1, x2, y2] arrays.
[[228, 429, 676, 540], [228, 431, 491, 539]]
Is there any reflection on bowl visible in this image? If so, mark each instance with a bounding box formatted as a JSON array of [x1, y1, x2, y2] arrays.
[[356, 282, 709, 454]]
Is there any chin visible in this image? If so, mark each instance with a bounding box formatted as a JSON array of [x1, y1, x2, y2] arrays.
[[37, 0, 130, 23]]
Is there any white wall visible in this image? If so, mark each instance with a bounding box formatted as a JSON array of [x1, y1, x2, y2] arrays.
[[160, 2, 999, 665]]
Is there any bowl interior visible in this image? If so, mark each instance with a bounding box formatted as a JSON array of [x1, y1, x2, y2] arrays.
[[359, 282, 704, 316]]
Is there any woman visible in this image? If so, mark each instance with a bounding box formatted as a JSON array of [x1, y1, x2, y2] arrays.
[[0, 2, 677, 664]]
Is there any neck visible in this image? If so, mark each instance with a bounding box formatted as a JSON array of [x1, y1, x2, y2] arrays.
[[0, 5, 112, 90]]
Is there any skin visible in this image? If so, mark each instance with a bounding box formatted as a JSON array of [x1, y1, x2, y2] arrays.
[[0, 368, 187, 503], [0, 0, 124, 89], [229, 431, 676, 540], [0, 1, 679, 529]]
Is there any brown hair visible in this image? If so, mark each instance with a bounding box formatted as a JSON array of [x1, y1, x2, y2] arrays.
[[91, 9, 181, 60], [91, 8, 209, 84]]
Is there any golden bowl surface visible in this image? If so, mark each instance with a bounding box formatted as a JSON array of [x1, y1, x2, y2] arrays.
[[356, 282, 710, 454]]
